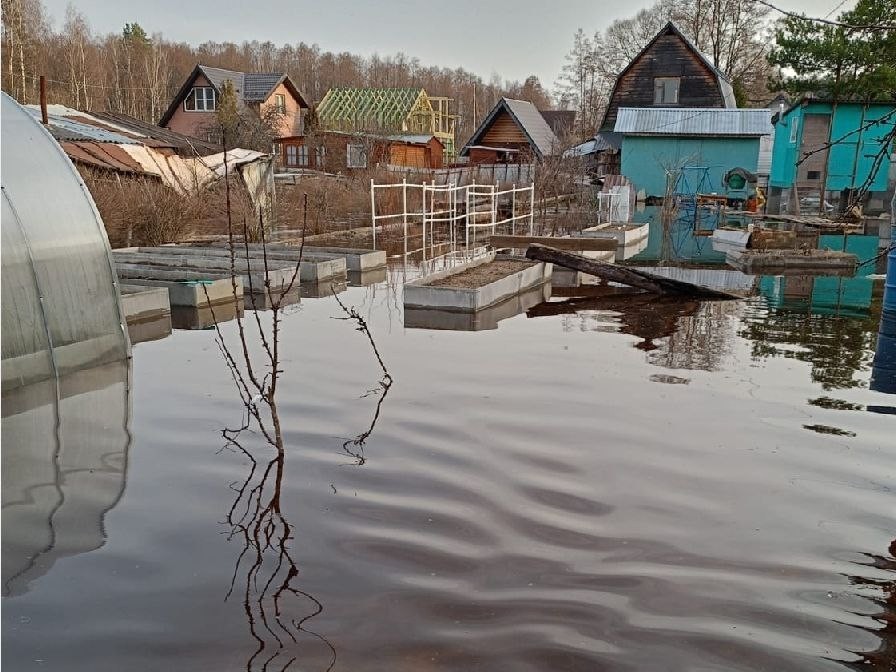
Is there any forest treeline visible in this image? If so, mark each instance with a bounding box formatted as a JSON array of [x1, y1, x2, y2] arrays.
[[1, 0, 552, 143]]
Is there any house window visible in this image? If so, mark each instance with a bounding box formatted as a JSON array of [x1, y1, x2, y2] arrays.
[[184, 86, 216, 112], [653, 77, 680, 105], [807, 170, 821, 180], [315, 146, 326, 167], [789, 118, 799, 144], [347, 144, 367, 168], [274, 94, 286, 113], [285, 145, 309, 167]]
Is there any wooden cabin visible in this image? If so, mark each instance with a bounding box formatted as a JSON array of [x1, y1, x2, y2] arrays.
[[599, 22, 737, 132], [280, 132, 443, 172], [460, 98, 559, 164]]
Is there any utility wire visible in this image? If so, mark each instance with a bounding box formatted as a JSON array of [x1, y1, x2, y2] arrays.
[[748, 0, 895, 30]]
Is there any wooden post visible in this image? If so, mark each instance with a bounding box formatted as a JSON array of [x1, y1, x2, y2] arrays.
[[39, 75, 48, 125]]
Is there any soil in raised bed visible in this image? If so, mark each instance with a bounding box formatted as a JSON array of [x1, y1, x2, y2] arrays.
[[426, 260, 535, 289]]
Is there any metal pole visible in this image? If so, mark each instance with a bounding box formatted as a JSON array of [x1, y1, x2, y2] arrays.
[[370, 178, 376, 249], [529, 185, 535, 236], [511, 183, 516, 236], [402, 178, 408, 260]]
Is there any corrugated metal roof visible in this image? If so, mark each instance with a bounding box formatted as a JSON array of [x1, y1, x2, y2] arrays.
[[504, 99, 559, 157], [24, 107, 140, 144], [461, 98, 559, 159], [614, 108, 774, 136]]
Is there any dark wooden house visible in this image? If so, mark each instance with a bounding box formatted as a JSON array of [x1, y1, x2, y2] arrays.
[[600, 22, 736, 132], [460, 98, 559, 164]]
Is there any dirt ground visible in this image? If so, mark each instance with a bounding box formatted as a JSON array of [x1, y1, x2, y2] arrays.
[[426, 260, 534, 288]]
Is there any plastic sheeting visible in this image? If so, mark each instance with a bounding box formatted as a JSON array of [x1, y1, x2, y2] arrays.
[[1, 93, 130, 392]]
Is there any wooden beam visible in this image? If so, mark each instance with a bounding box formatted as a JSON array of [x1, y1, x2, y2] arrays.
[[490, 235, 616, 251], [525, 245, 741, 299]]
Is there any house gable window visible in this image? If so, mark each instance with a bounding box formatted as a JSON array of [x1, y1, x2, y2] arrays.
[[653, 77, 680, 105], [184, 86, 216, 112], [274, 93, 286, 113], [347, 144, 367, 168]]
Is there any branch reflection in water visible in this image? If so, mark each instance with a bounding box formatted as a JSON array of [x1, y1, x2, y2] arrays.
[[219, 424, 335, 671], [198, 156, 393, 665], [332, 288, 393, 466]]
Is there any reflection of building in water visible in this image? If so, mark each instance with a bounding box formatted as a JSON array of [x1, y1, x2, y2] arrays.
[[2, 359, 131, 596]]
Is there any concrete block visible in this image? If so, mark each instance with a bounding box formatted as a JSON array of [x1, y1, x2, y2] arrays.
[[404, 284, 550, 331], [580, 222, 649, 245], [114, 271, 242, 307], [404, 253, 552, 312]]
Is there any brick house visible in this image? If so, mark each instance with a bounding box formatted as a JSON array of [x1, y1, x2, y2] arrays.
[[159, 64, 309, 165]]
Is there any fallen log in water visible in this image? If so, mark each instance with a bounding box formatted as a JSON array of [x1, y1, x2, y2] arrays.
[[525, 244, 741, 299]]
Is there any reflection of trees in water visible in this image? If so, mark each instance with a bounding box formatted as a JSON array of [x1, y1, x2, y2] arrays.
[[538, 290, 736, 372], [738, 302, 878, 390], [846, 539, 896, 671], [646, 301, 738, 372]]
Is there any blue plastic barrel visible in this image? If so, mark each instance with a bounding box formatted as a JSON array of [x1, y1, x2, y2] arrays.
[[870, 247, 896, 393], [885, 246, 896, 311]]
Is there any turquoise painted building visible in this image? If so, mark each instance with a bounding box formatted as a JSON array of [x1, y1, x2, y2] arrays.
[[768, 98, 895, 212], [614, 108, 774, 200]]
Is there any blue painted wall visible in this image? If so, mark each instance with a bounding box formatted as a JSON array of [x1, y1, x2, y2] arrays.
[[770, 101, 895, 191], [620, 135, 760, 198]]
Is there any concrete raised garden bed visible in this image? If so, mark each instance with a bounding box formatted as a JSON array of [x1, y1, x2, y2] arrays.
[[580, 222, 649, 246], [404, 252, 552, 312], [404, 284, 550, 331]]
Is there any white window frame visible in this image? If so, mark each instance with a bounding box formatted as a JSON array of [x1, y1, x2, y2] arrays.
[[184, 86, 216, 112], [315, 145, 326, 167], [347, 143, 367, 168], [653, 77, 680, 105], [789, 117, 799, 144]]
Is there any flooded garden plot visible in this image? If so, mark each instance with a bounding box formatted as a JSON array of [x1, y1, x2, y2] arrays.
[[3, 223, 894, 672]]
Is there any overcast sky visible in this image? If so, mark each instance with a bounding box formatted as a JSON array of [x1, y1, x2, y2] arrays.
[[42, 0, 854, 89]]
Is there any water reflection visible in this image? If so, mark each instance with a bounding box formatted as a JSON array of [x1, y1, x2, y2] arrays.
[[846, 539, 896, 671], [1, 359, 131, 596], [739, 301, 879, 390], [530, 287, 737, 372], [221, 425, 336, 671]]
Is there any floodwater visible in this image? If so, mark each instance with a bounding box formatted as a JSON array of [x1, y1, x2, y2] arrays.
[[3, 226, 895, 671]]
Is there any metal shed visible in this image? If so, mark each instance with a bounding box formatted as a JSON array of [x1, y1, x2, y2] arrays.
[[1, 93, 130, 392]]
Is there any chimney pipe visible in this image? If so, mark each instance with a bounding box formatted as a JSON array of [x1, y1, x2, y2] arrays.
[[39, 75, 48, 125]]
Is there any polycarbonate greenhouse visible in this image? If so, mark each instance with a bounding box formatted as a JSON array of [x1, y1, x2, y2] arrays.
[[1, 92, 130, 392]]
